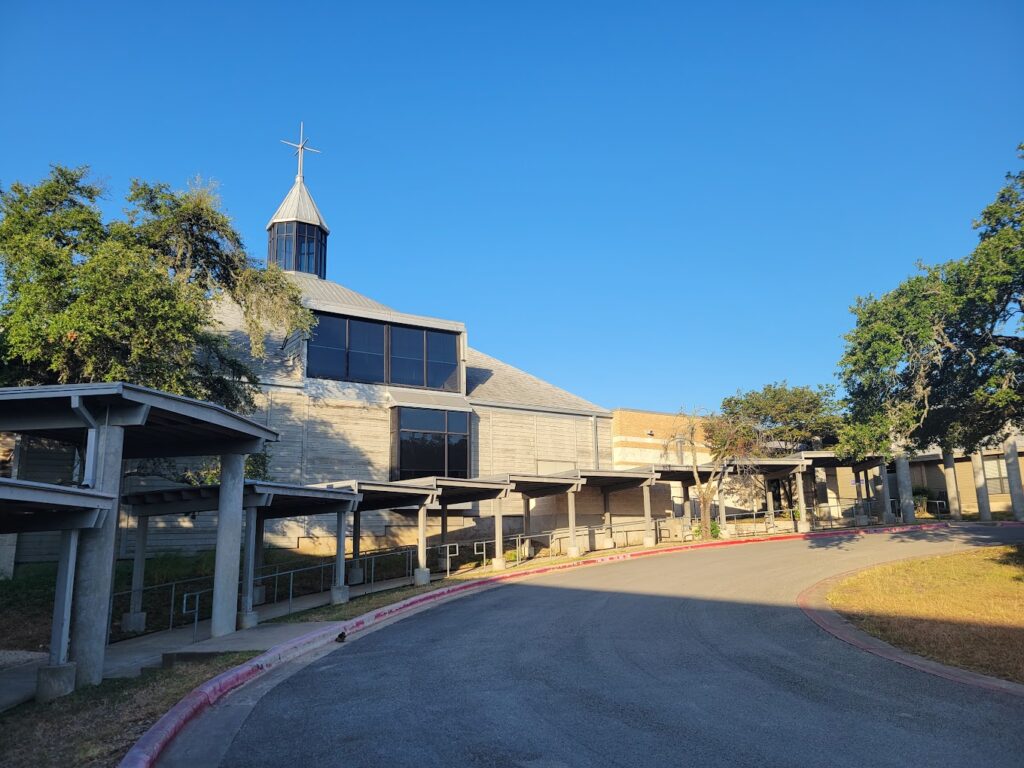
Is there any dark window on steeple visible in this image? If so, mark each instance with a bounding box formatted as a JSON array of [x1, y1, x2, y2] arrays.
[[268, 221, 327, 278]]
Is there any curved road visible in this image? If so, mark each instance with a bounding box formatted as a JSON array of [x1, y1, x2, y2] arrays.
[[164, 526, 1024, 768]]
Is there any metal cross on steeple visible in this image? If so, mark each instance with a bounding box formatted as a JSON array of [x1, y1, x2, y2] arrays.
[[281, 122, 321, 180]]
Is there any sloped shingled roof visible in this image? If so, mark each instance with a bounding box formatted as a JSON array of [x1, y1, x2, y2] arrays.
[[289, 275, 608, 416], [465, 348, 608, 416]]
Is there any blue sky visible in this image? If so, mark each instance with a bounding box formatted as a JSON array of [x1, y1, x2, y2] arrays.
[[2, 1, 1021, 413]]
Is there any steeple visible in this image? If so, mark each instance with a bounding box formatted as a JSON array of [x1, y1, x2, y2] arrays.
[[267, 123, 329, 279]]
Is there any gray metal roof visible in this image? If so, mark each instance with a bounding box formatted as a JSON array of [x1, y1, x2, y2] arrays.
[[465, 348, 609, 417], [287, 272, 394, 313], [123, 480, 360, 519], [0, 382, 278, 458], [0, 478, 115, 533], [266, 177, 330, 233]]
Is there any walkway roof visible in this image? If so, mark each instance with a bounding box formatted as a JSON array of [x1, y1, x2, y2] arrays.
[[0, 478, 116, 533], [123, 481, 360, 519], [0, 383, 278, 458], [323, 480, 438, 512], [568, 468, 658, 491], [497, 474, 587, 499], [394, 476, 511, 505]]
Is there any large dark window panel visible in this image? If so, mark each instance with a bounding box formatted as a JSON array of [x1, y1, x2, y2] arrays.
[[399, 432, 446, 479], [390, 326, 425, 387], [426, 331, 459, 390], [348, 319, 386, 383], [399, 408, 446, 432], [446, 434, 469, 477], [307, 313, 346, 380], [447, 411, 469, 434]]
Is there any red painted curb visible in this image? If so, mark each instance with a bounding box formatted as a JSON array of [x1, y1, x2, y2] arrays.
[[797, 564, 1024, 698], [118, 520, 1022, 767]]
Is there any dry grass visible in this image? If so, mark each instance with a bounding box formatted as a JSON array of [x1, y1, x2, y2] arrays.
[[828, 545, 1024, 684], [0, 652, 256, 768]]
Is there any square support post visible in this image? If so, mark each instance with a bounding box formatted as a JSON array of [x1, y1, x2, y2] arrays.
[[877, 459, 895, 523], [211, 453, 245, 638], [794, 470, 809, 533], [1004, 439, 1024, 522], [602, 489, 615, 549], [681, 484, 692, 532], [440, 503, 449, 544], [895, 455, 916, 523], [942, 451, 962, 521], [971, 453, 993, 521], [765, 479, 776, 529], [349, 509, 364, 585], [70, 424, 125, 688], [521, 496, 533, 558], [566, 490, 580, 558], [642, 483, 655, 548], [121, 513, 148, 633], [37, 528, 80, 702], [331, 504, 351, 604], [493, 499, 506, 571], [239, 506, 260, 628], [414, 503, 430, 585]]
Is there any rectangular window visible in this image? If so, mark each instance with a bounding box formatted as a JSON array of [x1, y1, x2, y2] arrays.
[[307, 314, 346, 380], [348, 319, 386, 383], [983, 456, 1010, 496], [390, 326, 425, 387], [426, 331, 459, 391], [394, 407, 470, 480], [306, 312, 461, 390]]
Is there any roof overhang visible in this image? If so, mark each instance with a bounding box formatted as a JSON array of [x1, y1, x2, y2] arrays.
[[122, 481, 361, 519], [386, 390, 473, 413], [500, 474, 587, 498], [393, 476, 511, 505], [0, 383, 278, 458], [0, 478, 115, 534], [568, 468, 659, 493], [322, 480, 438, 512]]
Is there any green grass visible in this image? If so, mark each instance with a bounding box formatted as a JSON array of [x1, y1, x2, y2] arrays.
[[0, 652, 257, 768]]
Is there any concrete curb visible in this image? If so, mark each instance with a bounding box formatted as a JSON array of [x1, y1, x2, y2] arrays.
[[118, 520, 1019, 767], [797, 556, 1024, 699]]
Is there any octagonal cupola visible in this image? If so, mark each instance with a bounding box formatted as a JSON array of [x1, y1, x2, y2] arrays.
[[267, 123, 329, 279]]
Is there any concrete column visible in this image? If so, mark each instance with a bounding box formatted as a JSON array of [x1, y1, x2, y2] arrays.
[[413, 504, 430, 585], [681, 484, 692, 532], [70, 423, 124, 688], [36, 528, 80, 702], [331, 505, 350, 604], [348, 509, 363, 585], [566, 490, 580, 557], [971, 453, 992, 521], [239, 507, 260, 627], [602, 489, 615, 549], [794, 471, 809, 533], [1004, 439, 1024, 522], [252, 515, 266, 605], [877, 459, 895, 523], [642, 483, 655, 548], [894, 455, 916, 523], [715, 487, 730, 539], [440, 503, 448, 544], [211, 453, 245, 638], [0, 534, 16, 579], [521, 496, 533, 558], [492, 498, 505, 571], [942, 451, 962, 521], [121, 514, 148, 633], [765, 480, 776, 529], [814, 467, 829, 510]]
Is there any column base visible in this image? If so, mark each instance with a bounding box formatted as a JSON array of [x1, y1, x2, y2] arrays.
[[238, 610, 259, 630], [121, 611, 146, 634], [348, 566, 364, 585], [566, 546, 581, 558], [855, 515, 870, 526], [796, 519, 811, 533], [253, 585, 266, 606], [330, 585, 350, 604], [520, 542, 534, 558], [36, 663, 76, 702], [642, 535, 656, 548], [413, 568, 431, 586], [603, 533, 616, 549], [492, 558, 506, 572]]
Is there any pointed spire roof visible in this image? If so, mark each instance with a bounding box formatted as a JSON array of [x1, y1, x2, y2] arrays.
[[267, 122, 330, 233], [266, 176, 330, 233]]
